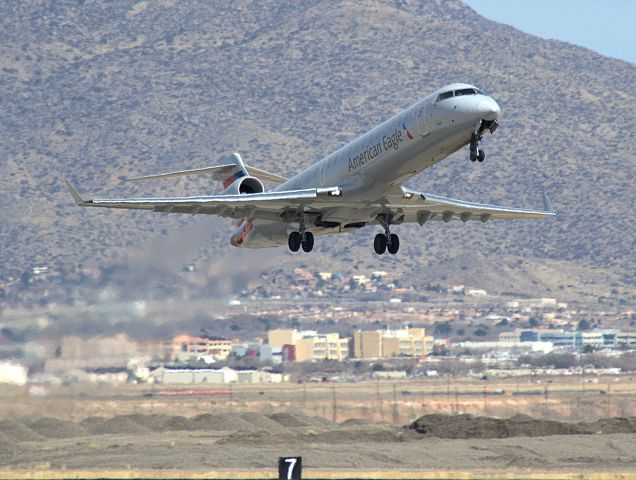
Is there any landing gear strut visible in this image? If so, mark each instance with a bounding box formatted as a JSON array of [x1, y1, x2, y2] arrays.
[[469, 133, 485, 163], [288, 212, 314, 253], [469, 119, 498, 163], [374, 215, 400, 255]]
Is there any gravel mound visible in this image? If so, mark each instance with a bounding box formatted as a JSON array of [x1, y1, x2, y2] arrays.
[[117, 414, 175, 431], [0, 429, 16, 448], [268, 412, 325, 427], [239, 412, 289, 432], [339, 418, 375, 426], [315, 425, 403, 443], [80, 416, 106, 429], [28, 417, 88, 438], [219, 425, 403, 445], [582, 416, 636, 434], [408, 414, 636, 439], [0, 419, 45, 442], [190, 413, 255, 431], [161, 415, 192, 431], [84, 416, 152, 435]]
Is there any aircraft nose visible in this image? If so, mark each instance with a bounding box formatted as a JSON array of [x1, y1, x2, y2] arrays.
[[476, 97, 501, 122]]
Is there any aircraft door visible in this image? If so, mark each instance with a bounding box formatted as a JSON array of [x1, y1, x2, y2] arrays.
[[417, 103, 429, 136]]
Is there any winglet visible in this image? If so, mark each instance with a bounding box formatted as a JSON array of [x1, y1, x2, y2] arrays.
[[65, 180, 88, 206], [542, 192, 555, 214]]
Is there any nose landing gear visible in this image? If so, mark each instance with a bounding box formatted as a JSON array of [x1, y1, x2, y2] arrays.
[[469, 119, 498, 163]]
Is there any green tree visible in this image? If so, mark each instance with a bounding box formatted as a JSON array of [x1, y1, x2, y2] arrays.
[[578, 319, 591, 331]]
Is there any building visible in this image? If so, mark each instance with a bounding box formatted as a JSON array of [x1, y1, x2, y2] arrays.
[[499, 329, 633, 351], [456, 341, 554, 355], [295, 332, 349, 362], [232, 343, 282, 363], [154, 366, 289, 384], [268, 329, 297, 349], [236, 370, 288, 383], [616, 332, 636, 347], [353, 327, 433, 359], [171, 335, 232, 361], [0, 361, 28, 385], [157, 366, 237, 384], [267, 329, 349, 361]]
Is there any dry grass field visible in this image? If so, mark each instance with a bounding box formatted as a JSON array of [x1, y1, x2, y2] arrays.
[[3, 375, 635, 423]]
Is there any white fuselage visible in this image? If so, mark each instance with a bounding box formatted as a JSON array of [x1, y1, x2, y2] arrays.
[[234, 83, 501, 247]]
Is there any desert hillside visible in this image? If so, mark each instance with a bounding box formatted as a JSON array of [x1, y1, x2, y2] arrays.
[[2, 0, 635, 301]]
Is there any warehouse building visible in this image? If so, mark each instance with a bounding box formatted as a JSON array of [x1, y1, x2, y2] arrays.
[[154, 366, 288, 384]]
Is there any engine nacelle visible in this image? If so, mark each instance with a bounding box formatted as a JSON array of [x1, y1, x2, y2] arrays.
[[224, 175, 264, 195]]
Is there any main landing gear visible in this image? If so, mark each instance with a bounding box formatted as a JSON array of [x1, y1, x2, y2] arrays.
[[288, 231, 314, 253], [469, 119, 498, 163], [374, 215, 399, 255], [288, 212, 314, 253]]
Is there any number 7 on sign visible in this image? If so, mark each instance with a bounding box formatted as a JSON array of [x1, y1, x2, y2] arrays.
[[285, 458, 297, 480], [279, 456, 302, 480]]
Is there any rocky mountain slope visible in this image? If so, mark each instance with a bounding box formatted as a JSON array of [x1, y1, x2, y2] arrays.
[[2, 0, 635, 302]]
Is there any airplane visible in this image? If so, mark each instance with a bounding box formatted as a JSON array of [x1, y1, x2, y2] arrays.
[[66, 83, 555, 255]]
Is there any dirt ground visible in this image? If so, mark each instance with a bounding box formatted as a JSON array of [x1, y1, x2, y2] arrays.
[[1, 411, 636, 475], [1, 377, 636, 477]]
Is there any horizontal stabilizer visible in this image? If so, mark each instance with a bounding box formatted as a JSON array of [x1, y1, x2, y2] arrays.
[[244, 166, 288, 184], [542, 192, 555, 214], [120, 153, 288, 185], [65, 180, 87, 206], [120, 164, 237, 184]]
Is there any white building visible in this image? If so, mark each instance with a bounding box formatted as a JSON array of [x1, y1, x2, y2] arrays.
[[0, 362, 28, 385], [157, 366, 238, 384]]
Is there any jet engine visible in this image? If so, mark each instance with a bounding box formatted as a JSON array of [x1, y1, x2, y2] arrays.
[[224, 176, 264, 195]]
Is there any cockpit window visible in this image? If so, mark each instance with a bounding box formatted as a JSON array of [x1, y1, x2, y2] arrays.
[[436, 91, 453, 102], [454, 88, 479, 96]]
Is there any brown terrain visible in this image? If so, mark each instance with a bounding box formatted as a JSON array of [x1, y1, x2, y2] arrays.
[[1, 0, 636, 304], [1, 378, 636, 476], [2, 1, 636, 477]]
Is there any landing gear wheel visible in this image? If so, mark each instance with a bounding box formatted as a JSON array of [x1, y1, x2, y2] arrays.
[[470, 151, 477, 162], [477, 149, 485, 163], [387, 234, 400, 254], [301, 232, 314, 253], [288, 232, 301, 252], [374, 233, 387, 255]]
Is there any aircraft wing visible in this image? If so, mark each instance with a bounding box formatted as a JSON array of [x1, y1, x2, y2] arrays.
[[384, 188, 555, 224], [65, 181, 343, 221]]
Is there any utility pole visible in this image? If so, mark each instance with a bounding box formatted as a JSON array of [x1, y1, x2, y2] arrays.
[[332, 385, 337, 423], [454, 387, 459, 415], [392, 383, 399, 424], [376, 381, 383, 421]]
